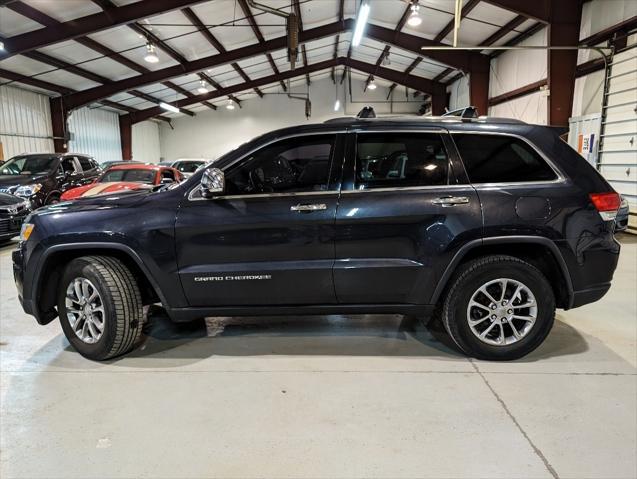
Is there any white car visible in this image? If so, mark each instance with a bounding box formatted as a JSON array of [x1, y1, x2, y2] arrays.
[[158, 159, 209, 178]]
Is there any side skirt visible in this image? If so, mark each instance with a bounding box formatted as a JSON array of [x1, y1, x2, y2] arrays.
[[165, 304, 435, 322]]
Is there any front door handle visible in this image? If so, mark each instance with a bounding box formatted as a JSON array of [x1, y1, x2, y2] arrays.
[[290, 203, 327, 212], [432, 196, 470, 206]]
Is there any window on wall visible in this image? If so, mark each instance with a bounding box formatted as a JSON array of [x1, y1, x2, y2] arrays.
[[225, 135, 335, 195], [355, 133, 450, 190], [453, 134, 557, 183]]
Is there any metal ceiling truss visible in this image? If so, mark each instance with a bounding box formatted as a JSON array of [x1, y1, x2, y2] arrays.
[[0, 0, 571, 123]]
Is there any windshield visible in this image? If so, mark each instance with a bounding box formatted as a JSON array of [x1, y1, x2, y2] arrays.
[[0, 155, 58, 176], [99, 169, 156, 184], [175, 161, 202, 173]]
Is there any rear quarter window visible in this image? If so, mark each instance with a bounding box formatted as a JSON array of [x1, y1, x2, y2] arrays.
[[453, 134, 557, 184]]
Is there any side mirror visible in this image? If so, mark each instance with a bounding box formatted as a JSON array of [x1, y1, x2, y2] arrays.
[[201, 167, 225, 198]]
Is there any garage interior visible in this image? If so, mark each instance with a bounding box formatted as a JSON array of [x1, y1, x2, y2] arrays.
[[1, 0, 636, 478]]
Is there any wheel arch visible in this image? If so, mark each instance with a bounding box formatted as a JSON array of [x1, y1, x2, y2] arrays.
[[34, 243, 167, 324], [431, 236, 574, 309]]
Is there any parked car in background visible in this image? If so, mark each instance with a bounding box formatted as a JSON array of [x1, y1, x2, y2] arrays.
[[0, 153, 100, 207], [99, 160, 142, 170], [0, 192, 30, 242], [60, 163, 183, 200], [159, 159, 208, 178]]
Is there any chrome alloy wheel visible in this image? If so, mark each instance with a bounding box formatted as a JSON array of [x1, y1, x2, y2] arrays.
[[65, 277, 105, 344], [466, 278, 538, 347]]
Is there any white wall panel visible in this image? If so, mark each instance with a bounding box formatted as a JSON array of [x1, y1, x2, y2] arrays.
[[488, 91, 548, 125], [572, 70, 605, 117], [132, 121, 161, 163], [447, 75, 470, 111], [68, 106, 121, 164], [489, 28, 548, 98], [160, 76, 423, 161], [0, 84, 54, 160]]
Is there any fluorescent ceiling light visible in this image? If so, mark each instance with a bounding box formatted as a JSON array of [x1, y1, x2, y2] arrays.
[[407, 4, 422, 27], [334, 99, 340, 111], [159, 102, 179, 113], [368, 79, 377, 90], [352, 1, 370, 47], [144, 43, 159, 63]]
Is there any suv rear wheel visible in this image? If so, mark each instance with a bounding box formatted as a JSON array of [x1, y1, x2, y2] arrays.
[[57, 256, 145, 360], [441, 255, 555, 361]]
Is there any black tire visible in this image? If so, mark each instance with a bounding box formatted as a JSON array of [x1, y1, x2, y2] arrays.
[[46, 193, 61, 205], [441, 255, 555, 361], [57, 256, 145, 360]]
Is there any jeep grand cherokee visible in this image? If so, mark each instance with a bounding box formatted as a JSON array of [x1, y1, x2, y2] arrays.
[[13, 117, 621, 361]]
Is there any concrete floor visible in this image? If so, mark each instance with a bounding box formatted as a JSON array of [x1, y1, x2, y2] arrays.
[[1, 237, 635, 479]]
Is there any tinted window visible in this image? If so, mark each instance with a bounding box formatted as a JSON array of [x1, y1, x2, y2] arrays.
[[453, 134, 557, 183], [176, 161, 201, 173], [225, 135, 334, 195], [77, 157, 93, 171], [0, 155, 58, 176], [355, 133, 449, 189], [161, 169, 176, 181], [100, 169, 155, 183], [61, 157, 78, 174]]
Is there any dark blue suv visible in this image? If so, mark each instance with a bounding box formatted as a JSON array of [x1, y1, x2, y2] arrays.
[[12, 117, 621, 361]]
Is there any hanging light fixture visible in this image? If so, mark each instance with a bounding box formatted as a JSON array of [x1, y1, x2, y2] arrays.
[[226, 99, 235, 110], [144, 42, 159, 63], [197, 79, 209, 94], [368, 78, 377, 90], [407, 2, 422, 27]]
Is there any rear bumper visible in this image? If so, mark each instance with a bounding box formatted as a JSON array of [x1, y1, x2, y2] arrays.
[[570, 283, 612, 308]]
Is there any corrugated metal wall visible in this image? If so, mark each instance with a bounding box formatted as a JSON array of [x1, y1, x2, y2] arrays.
[[132, 120, 161, 163], [0, 84, 54, 160], [68, 107, 121, 164]]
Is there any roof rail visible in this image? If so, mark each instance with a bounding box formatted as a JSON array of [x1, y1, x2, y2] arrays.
[[442, 106, 479, 119]]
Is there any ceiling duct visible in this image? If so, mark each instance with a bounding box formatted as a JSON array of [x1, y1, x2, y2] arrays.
[[247, 0, 298, 69]]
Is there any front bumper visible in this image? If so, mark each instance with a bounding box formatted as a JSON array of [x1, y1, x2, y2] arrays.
[[0, 208, 29, 240]]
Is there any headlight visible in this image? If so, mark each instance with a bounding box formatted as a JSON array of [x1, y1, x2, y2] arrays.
[[15, 183, 42, 197], [20, 223, 34, 241]]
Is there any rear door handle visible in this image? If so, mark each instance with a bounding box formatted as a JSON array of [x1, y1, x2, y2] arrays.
[[432, 196, 470, 206], [290, 203, 327, 212]]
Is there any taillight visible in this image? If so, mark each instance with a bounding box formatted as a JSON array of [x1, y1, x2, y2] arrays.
[[589, 192, 621, 221]]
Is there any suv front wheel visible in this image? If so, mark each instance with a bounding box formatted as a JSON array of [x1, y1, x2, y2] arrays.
[[57, 256, 145, 360], [441, 255, 555, 361]]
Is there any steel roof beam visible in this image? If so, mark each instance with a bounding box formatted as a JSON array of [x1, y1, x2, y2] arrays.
[[481, 0, 550, 23], [433, 0, 482, 43], [5, 1, 200, 111], [63, 19, 350, 110], [0, 0, 207, 59], [126, 57, 446, 123], [236, 0, 287, 91]]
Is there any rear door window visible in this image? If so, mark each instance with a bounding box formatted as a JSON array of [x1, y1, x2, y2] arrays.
[[452, 134, 557, 184], [355, 133, 450, 190], [77, 156, 94, 171]]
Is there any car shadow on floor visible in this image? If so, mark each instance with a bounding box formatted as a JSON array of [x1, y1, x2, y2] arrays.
[[98, 307, 590, 366]]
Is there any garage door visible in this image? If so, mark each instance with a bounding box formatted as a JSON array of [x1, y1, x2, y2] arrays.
[[599, 44, 637, 231]]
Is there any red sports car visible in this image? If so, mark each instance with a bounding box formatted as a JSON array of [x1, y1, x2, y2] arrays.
[[61, 163, 183, 201]]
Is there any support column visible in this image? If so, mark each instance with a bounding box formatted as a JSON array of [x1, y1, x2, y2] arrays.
[[119, 115, 132, 161], [548, 0, 583, 126], [469, 55, 490, 116], [431, 83, 447, 116], [50, 97, 68, 153]]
